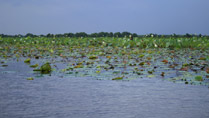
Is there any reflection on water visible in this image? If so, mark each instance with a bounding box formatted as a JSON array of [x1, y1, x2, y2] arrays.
[[0, 60, 209, 118]]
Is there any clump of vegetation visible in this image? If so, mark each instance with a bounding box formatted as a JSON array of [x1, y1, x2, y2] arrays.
[[33, 62, 51, 74], [89, 55, 98, 59], [30, 64, 39, 68], [27, 77, 34, 80], [24, 58, 31, 63], [112, 76, 124, 80], [195, 76, 203, 81], [0, 34, 208, 86]]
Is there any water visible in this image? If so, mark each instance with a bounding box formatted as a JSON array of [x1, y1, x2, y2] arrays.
[[1, 60, 209, 118]]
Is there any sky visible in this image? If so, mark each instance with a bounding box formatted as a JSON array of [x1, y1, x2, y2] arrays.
[[0, 0, 209, 35]]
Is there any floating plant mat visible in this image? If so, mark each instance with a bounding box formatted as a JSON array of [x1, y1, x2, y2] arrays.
[[0, 37, 208, 85]]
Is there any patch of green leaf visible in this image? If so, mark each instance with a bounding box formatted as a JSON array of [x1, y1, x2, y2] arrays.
[[195, 76, 203, 81], [112, 76, 124, 80]]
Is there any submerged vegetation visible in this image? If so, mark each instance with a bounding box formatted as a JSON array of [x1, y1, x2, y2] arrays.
[[0, 36, 208, 86]]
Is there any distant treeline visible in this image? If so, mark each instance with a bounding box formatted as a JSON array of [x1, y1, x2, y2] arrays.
[[0, 32, 208, 38]]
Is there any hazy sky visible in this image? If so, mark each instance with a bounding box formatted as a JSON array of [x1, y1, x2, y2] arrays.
[[0, 0, 209, 35]]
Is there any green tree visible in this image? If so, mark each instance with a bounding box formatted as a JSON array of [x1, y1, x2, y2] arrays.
[[185, 33, 192, 38], [108, 32, 113, 37], [90, 33, 98, 37], [25, 33, 36, 37], [64, 33, 74, 37], [46, 33, 54, 38], [75, 32, 88, 37], [132, 33, 138, 37], [121, 31, 131, 37], [114, 32, 122, 37]]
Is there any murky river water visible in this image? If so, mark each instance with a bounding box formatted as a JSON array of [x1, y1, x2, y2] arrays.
[[1, 60, 209, 118]]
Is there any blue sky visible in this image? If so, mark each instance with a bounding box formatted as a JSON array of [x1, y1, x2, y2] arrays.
[[0, 0, 209, 35]]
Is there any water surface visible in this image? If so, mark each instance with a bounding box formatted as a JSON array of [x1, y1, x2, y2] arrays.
[[0, 60, 209, 118]]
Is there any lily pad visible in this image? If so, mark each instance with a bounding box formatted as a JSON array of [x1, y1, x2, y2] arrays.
[[195, 76, 203, 81], [74, 65, 84, 68], [2, 64, 8, 67], [89, 55, 98, 59], [199, 57, 206, 60], [24, 58, 31, 63], [206, 68, 209, 74], [147, 75, 155, 78], [112, 76, 124, 80], [96, 70, 101, 74], [139, 62, 145, 66], [162, 59, 168, 64], [30, 64, 39, 68], [27, 77, 34, 80], [40, 62, 51, 73], [33, 62, 51, 74], [139, 54, 144, 58]]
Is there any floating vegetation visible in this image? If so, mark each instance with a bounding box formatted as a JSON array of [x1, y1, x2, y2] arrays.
[[162, 59, 168, 64], [112, 76, 124, 80], [30, 64, 39, 68], [89, 55, 98, 60], [2, 65, 8, 67], [24, 58, 31, 63], [147, 75, 155, 78], [27, 77, 34, 80], [0, 37, 208, 86], [195, 76, 203, 81], [33, 62, 52, 74]]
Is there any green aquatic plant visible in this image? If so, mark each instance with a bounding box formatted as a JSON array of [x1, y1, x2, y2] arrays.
[[74, 65, 84, 68], [30, 64, 39, 68], [89, 55, 98, 59], [139, 54, 144, 58], [139, 62, 145, 66], [40, 62, 51, 73], [112, 76, 124, 80], [2, 64, 8, 67], [195, 76, 203, 81], [33, 62, 51, 74], [24, 58, 31, 63], [27, 77, 34, 80], [0, 36, 209, 85], [147, 75, 155, 78], [199, 57, 206, 60]]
